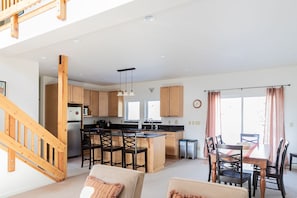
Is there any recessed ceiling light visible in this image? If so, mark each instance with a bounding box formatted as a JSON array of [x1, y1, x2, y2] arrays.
[[160, 55, 165, 59], [41, 56, 47, 60], [73, 39, 80, 43], [144, 15, 154, 22]]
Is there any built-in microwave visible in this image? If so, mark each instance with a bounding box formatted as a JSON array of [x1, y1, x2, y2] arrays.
[[83, 107, 89, 116]]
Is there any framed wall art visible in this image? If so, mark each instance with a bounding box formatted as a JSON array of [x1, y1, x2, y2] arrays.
[[0, 81, 6, 96]]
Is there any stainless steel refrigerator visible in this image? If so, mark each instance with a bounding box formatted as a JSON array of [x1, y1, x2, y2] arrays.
[[67, 106, 82, 158]]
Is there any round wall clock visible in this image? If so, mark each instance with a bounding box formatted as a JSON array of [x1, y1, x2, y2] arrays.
[[193, 99, 202, 109]]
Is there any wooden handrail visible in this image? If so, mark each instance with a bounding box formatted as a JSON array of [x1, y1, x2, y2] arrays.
[[0, 0, 66, 38], [0, 94, 66, 181]]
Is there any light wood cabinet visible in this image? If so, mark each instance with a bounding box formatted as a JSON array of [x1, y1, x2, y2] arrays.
[[89, 90, 99, 116], [45, 84, 58, 137], [83, 89, 91, 106], [99, 91, 109, 117], [157, 131, 184, 158], [68, 85, 84, 104], [160, 86, 183, 117], [108, 91, 123, 117], [45, 83, 84, 136]]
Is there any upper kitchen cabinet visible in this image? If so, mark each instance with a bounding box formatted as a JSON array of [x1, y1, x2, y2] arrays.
[[99, 91, 109, 117], [89, 90, 99, 116], [68, 85, 84, 104], [160, 85, 184, 117], [84, 89, 102, 116], [108, 91, 123, 117], [83, 89, 91, 106]]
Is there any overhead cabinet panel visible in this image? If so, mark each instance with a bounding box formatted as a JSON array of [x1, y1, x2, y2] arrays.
[[160, 86, 183, 117], [99, 91, 109, 117], [108, 91, 123, 117], [68, 85, 83, 104]]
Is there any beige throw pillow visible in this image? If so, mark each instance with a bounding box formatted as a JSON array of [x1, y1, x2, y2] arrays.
[[80, 176, 124, 198], [169, 190, 205, 198]]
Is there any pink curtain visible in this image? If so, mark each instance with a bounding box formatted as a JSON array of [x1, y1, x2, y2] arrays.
[[264, 87, 285, 163], [204, 91, 221, 157]]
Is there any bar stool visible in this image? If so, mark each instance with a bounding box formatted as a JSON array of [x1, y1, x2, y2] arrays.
[[99, 129, 124, 167], [289, 153, 297, 171], [122, 129, 148, 172], [80, 128, 101, 169]]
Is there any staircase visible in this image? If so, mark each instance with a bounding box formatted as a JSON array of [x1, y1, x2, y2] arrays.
[[0, 94, 66, 182]]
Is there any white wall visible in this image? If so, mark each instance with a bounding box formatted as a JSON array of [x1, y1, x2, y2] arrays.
[[0, 57, 53, 197]]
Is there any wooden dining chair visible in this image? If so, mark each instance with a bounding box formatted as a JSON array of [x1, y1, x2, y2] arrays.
[[216, 144, 252, 198], [253, 140, 289, 198], [215, 134, 225, 144], [205, 137, 215, 182], [240, 133, 260, 144], [253, 138, 284, 185]]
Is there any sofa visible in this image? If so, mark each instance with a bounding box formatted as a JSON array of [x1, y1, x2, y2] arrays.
[[167, 177, 248, 198], [80, 164, 145, 198]]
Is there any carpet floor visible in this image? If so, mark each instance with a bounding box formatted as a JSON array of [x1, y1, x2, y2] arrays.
[[10, 157, 297, 198]]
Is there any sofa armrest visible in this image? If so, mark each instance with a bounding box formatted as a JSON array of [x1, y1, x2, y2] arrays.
[[86, 164, 145, 198], [167, 177, 248, 198]]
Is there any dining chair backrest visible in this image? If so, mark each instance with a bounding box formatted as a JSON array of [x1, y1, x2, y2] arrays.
[[81, 129, 91, 147], [80, 128, 100, 148], [216, 134, 224, 144], [274, 138, 284, 169], [240, 133, 260, 144], [205, 137, 215, 154], [216, 144, 244, 185], [99, 129, 114, 148], [122, 129, 138, 150], [279, 140, 289, 175]]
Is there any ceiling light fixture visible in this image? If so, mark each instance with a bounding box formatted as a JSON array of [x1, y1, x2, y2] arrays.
[[117, 67, 136, 96], [144, 15, 154, 22]]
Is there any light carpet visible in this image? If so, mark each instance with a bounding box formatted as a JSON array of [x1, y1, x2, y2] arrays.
[[10, 157, 297, 198]]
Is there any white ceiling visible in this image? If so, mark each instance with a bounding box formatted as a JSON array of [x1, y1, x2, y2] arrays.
[[1, 0, 297, 85]]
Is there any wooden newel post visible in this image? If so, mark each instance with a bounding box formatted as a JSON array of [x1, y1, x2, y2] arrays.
[[57, 55, 68, 177]]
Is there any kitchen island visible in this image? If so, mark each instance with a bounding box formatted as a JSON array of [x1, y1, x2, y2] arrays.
[[91, 130, 166, 173]]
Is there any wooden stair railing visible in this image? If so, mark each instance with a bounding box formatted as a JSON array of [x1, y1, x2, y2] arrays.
[[0, 94, 66, 182], [0, 0, 67, 38]]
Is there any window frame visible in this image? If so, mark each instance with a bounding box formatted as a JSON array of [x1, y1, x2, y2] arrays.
[[125, 100, 141, 122]]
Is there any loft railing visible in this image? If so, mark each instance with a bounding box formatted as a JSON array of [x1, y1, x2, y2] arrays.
[[0, 0, 66, 38], [0, 94, 66, 181]]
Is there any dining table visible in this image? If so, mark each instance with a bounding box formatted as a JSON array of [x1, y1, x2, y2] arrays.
[[210, 144, 270, 198]]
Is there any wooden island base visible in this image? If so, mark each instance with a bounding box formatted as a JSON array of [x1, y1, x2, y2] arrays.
[[93, 134, 166, 173]]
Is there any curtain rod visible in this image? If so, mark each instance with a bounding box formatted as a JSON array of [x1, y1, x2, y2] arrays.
[[204, 84, 291, 92]]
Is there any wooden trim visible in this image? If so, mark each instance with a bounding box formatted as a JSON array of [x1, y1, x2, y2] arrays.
[[8, 115, 16, 172], [56, 0, 66, 20], [0, 95, 65, 151], [10, 14, 19, 38], [0, 132, 65, 181], [0, 0, 68, 34], [57, 54, 68, 176], [0, 0, 41, 21]]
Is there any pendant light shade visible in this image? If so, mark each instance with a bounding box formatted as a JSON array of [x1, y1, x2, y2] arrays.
[[117, 67, 136, 97]]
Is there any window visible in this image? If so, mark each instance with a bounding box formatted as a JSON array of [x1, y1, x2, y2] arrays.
[[146, 101, 161, 121], [126, 101, 140, 121], [221, 96, 266, 144]]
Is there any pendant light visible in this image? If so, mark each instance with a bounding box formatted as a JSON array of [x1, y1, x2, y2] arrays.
[[117, 67, 136, 96]]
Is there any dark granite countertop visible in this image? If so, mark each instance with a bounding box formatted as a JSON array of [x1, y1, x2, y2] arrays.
[[84, 123, 184, 132], [81, 127, 165, 138]]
